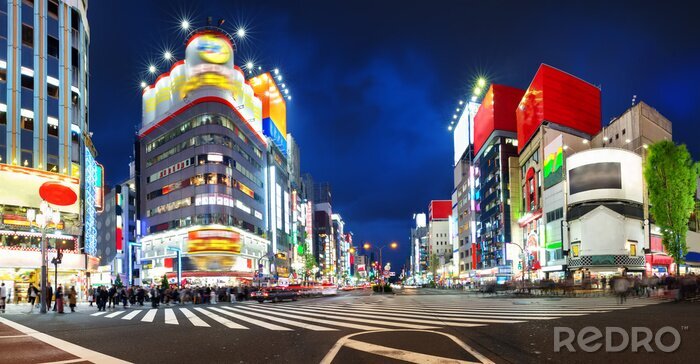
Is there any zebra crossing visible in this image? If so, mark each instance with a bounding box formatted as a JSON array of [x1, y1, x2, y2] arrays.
[[88, 295, 663, 332]]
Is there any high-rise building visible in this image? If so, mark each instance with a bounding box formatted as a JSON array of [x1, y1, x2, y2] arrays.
[[428, 200, 451, 277], [136, 28, 271, 286], [409, 212, 427, 279], [471, 84, 524, 283], [0, 0, 98, 300]]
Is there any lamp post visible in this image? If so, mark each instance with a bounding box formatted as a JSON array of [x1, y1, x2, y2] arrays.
[[363, 242, 398, 282], [506, 241, 527, 291], [26, 201, 61, 314]]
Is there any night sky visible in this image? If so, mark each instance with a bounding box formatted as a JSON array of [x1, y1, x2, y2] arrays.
[[88, 1, 700, 268]]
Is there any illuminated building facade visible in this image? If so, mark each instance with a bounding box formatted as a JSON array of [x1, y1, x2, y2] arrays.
[[137, 29, 271, 285], [0, 0, 98, 300], [471, 85, 523, 282]]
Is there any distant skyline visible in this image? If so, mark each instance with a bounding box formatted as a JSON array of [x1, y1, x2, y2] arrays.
[[88, 1, 700, 267]]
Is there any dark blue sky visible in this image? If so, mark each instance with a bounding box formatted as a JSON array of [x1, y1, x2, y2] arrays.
[[89, 1, 700, 268]]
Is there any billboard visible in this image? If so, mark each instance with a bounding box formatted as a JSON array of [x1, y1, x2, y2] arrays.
[[250, 72, 288, 155], [0, 164, 79, 214], [566, 148, 642, 205], [516, 64, 601, 153], [187, 228, 242, 255], [141, 31, 263, 138], [429, 200, 452, 220], [543, 135, 564, 189], [473, 84, 524, 156]]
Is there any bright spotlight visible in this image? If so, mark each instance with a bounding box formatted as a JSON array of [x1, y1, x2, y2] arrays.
[[236, 27, 246, 38], [477, 78, 486, 88], [274, 68, 279, 75], [140, 81, 147, 88], [459, 100, 464, 105], [471, 95, 477, 102], [448, 125, 453, 131], [163, 51, 172, 61], [246, 62, 253, 69], [453, 115, 457, 119], [148, 65, 157, 74], [277, 75, 283, 81], [473, 87, 482, 95], [181, 20, 190, 30], [284, 89, 289, 94]]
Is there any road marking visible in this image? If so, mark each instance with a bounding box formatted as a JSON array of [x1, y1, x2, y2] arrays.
[[37, 359, 88, 364], [104, 311, 126, 318], [0, 316, 131, 364], [163, 308, 178, 325], [249, 305, 385, 331], [342, 338, 477, 364], [320, 329, 495, 364], [305, 305, 525, 325], [193, 307, 248, 329], [212, 307, 292, 331], [316, 305, 562, 321], [121, 310, 142, 320], [141, 309, 157, 322], [230, 306, 337, 331], [179, 308, 210, 327], [90, 311, 107, 316], [279, 305, 465, 329]]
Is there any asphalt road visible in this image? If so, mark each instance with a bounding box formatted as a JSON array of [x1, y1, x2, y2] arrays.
[[1, 289, 697, 363]]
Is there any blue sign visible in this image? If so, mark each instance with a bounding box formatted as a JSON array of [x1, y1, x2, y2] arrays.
[[262, 118, 287, 156]]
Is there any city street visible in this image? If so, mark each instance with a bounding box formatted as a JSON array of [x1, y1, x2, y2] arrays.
[[1, 290, 697, 363]]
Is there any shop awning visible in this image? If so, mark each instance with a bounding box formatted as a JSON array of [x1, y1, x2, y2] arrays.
[[646, 254, 673, 265]]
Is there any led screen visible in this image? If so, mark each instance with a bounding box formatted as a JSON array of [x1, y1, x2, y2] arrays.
[[568, 162, 621, 195]]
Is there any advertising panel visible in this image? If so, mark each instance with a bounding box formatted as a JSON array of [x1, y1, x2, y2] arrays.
[[429, 201, 452, 220], [187, 228, 242, 255], [473, 85, 524, 156], [250, 72, 287, 154], [453, 106, 470, 164], [0, 164, 79, 214], [516, 64, 601, 153], [543, 135, 564, 189], [566, 148, 643, 205]]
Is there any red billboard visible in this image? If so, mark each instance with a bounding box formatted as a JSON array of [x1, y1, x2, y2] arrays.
[[429, 200, 452, 220], [473, 84, 525, 156], [516, 64, 601, 153]]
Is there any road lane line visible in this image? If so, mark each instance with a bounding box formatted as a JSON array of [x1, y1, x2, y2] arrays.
[[262, 305, 450, 329], [192, 307, 248, 329], [208, 307, 292, 331], [141, 309, 158, 322], [228, 306, 337, 331], [240, 305, 384, 331], [342, 338, 477, 364], [104, 311, 126, 318], [163, 308, 178, 325], [90, 311, 107, 316], [121, 310, 143, 320], [179, 308, 210, 327], [0, 317, 131, 364], [295, 305, 511, 325]]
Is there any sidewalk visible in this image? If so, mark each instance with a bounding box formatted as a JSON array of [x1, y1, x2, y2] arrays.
[[0, 316, 130, 363]]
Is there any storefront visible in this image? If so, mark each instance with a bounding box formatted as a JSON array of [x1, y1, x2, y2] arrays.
[[645, 253, 674, 276]]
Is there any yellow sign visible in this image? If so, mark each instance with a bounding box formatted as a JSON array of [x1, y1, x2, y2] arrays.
[[187, 229, 241, 255], [197, 34, 231, 64]]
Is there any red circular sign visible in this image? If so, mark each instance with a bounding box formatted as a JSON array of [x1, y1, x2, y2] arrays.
[[39, 181, 77, 206]]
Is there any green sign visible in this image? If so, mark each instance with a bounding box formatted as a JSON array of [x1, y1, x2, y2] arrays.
[[591, 255, 615, 265]]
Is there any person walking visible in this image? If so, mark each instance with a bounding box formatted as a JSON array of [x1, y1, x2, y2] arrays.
[[0, 283, 7, 313], [68, 286, 77, 312], [55, 286, 64, 314], [47, 285, 54, 312], [88, 287, 94, 307], [614, 277, 630, 304], [98, 286, 108, 311], [27, 284, 38, 313]]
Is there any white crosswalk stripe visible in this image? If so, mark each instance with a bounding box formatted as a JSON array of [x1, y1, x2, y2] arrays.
[[179, 307, 210, 327], [87, 295, 662, 332], [141, 309, 157, 322], [163, 308, 178, 325], [121, 310, 142, 320]]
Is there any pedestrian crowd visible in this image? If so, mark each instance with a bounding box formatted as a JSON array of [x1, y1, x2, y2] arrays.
[[88, 285, 257, 310]]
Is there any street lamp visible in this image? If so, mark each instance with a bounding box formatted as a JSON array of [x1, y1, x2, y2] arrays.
[[26, 201, 61, 314], [505, 241, 527, 290], [363, 242, 398, 281]]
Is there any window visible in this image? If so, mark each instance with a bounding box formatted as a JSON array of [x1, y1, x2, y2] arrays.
[[48, 84, 59, 98], [0, 111, 6, 125], [23, 0, 34, 6], [615, 133, 619, 140], [21, 74, 33, 90], [22, 24, 33, 47], [48, 0, 59, 19], [0, 68, 6, 82], [47, 35, 59, 58], [571, 242, 580, 258], [71, 48, 79, 68], [21, 117, 34, 131], [622, 129, 626, 135], [628, 241, 637, 257], [71, 9, 80, 30], [48, 124, 59, 137]]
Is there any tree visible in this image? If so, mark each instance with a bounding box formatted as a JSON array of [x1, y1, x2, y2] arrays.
[[160, 274, 169, 290], [113, 275, 123, 288], [644, 141, 699, 271], [303, 251, 317, 282], [430, 254, 440, 279]]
